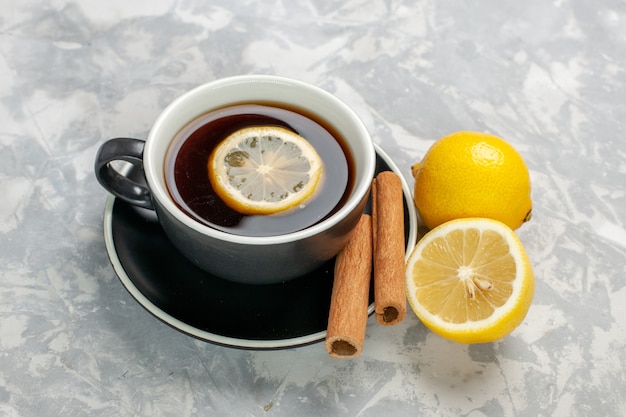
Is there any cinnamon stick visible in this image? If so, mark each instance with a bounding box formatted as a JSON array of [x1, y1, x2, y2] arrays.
[[371, 178, 378, 254], [373, 171, 406, 326], [325, 214, 373, 358]]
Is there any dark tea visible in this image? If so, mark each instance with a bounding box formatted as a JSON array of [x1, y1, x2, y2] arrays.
[[164, 103, 354, 236]]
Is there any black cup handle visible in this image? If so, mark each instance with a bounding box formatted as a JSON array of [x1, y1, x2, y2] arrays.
[[94, 138, 154, 210]]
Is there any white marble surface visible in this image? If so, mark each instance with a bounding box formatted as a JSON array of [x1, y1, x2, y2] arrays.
[[1, 0, 625, 416]]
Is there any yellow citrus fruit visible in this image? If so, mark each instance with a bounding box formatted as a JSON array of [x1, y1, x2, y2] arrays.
[[405, 217, 534, 344], [412, 131, 532, 230], [208, 126, 323, 215]]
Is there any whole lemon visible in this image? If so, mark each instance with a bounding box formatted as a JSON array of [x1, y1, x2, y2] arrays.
[[412, 131, 532, 230]]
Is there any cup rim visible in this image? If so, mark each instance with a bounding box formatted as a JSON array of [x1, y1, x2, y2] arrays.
[[143, 75, 376, 245]]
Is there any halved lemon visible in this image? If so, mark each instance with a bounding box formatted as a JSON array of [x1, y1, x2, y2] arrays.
[[405, 218, 534, 344], [208, 126, 324, 215]]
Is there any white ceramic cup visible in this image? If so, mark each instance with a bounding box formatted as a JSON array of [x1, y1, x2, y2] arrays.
[[95, 75, 377, 284]]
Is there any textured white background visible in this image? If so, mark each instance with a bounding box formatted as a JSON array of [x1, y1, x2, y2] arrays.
[[1, 0, 625, 416]]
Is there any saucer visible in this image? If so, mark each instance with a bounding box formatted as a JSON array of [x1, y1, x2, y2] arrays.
[[103, 144, 418, 349]]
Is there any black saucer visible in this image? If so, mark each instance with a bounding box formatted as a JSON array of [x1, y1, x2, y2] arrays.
[[103, 145, 417, 349]]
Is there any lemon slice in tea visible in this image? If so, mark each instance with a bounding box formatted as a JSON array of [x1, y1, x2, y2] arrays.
[[208, 126, 324, 215], [405, 217, 534, 344]]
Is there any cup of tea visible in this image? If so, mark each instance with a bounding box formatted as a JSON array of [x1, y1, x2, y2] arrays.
[[95, 75, 377, 284]]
